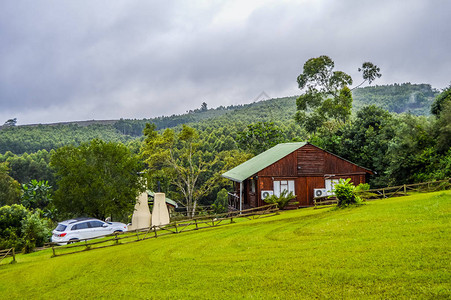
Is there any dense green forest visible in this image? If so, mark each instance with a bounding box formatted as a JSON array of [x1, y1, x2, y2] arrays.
[[352, 83, 438, 115]]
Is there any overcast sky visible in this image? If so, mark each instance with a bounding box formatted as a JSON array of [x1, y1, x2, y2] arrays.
[[1, 0, 450, 125]]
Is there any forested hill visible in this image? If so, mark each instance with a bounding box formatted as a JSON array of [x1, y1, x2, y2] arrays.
[[0, 83, 438, 154], [352, 83, 438, 115]]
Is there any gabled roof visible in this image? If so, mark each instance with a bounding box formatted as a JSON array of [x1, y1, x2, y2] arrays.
[[221, 142, 307, 182]]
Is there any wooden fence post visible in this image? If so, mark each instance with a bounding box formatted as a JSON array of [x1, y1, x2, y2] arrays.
[[52, 246, 56, 257], [11, 248, 16, 263], [404, 184, 407, 194], [195, 219, 198, 230], [153, 226, 158, 238]]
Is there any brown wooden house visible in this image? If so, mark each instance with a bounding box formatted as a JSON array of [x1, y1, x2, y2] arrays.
[[222, 142, 373, 210]]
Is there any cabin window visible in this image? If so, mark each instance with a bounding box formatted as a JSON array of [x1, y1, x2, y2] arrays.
[[250, 179, 256, 193], [325, 179, 339, 194], [273, 180, 295, 197]]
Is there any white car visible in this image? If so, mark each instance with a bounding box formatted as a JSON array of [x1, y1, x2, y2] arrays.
[[51, 218, 128, 245]]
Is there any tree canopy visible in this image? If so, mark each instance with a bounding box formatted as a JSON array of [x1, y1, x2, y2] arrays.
[[0, 162, 21, 206], [295, 56, 381, 133], [295, 56, 354, 132], [431, 84, 451, 116], [50, 139, 143, 221], [142, 124, 220, 216]]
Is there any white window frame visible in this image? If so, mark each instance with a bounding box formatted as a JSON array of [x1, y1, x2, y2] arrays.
[[325, 179, 339, 195], [273, 180, 295, 197]]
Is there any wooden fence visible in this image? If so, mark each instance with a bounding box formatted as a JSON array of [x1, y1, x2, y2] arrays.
[[314, 178, 451, 207], [357, 178, 451, 200], [49, 204, 279, 258], [0, 248, 16, 265]]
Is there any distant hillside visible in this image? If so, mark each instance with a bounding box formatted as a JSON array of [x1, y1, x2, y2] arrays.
[[353, 83, 438, 115], [0, 83, 438, 154], [0, 124, 132, 154]]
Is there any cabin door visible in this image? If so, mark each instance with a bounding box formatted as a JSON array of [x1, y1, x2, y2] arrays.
[[249, 179, 257, 207]]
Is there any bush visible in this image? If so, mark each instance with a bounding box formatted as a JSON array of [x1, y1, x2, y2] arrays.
[[21, 211, 52, 253], [0, 204, 51, 253], [263, 190, 298, 209], [354, 183, 377, 201], [212, 188, 228, 214], [333, 178, 362, 206]]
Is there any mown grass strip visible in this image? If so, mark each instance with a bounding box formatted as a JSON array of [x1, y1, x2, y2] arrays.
[[0, 191, 449, 299]]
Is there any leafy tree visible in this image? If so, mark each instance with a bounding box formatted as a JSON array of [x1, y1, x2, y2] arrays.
[[237, 121, 284, 155], [295, 56, 381, 133], [0, 162, 21, 206], [435, 101, 451, 153], [431, 84, 451, 116], [295, 56, 353, 132], [429, 149, 451, 180], [340, 105, 395, 185], [50, 139, 143, 221], [3, 118, 17, 127], [201, 102, 208, 112], [1, 150, 55, 186], [142, 124, 218, 217], [385, 114, 436, 185], [353, 62, 382, 89], [21, 180, 55, 219]]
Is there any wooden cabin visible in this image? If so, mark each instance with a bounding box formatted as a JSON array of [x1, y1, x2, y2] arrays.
[[221, 142, 373, 210]]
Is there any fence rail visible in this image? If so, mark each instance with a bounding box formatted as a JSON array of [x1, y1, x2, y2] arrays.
[[313, 178, 451, 207], [0, 248, 16, 265], [49, 204, 279, 258], [358, 178, 451, 200]]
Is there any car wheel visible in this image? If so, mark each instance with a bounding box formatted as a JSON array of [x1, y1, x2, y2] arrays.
[[113, 230, 123, 234], [67, 238, 79, 244]]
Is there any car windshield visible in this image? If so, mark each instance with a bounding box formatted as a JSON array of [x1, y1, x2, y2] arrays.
[[55, 224, 67, 232]]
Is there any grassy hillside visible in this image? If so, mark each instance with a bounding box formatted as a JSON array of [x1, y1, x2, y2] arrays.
[[0, 191, 449, 299]]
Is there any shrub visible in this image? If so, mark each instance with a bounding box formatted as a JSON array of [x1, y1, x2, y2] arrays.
[[333, 178, 361, 206], [21, 211, 52, 253], [354, 183, 376, 201], [212, 188, 228, 214], [263, 190, 298, 209], [0, 204, 51, 253]]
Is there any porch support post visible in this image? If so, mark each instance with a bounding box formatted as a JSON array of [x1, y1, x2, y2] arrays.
[[239, 181, 243, 213]]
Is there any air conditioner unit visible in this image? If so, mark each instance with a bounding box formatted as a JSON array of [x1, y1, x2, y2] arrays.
[[261, 190, 274, 200], [314, 188, 328, 198]]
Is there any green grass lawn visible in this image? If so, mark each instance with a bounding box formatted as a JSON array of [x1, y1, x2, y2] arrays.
[[0, 191, 450, 299]]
